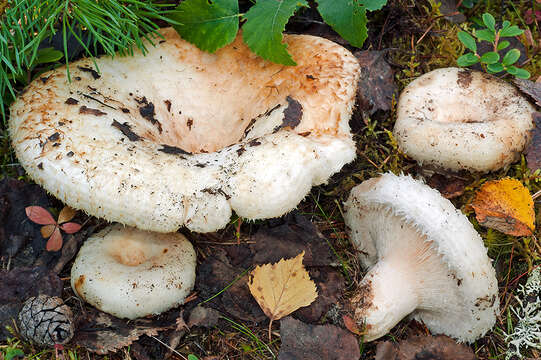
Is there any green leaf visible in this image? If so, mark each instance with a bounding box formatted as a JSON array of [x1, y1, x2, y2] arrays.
[[500, 25, 524, 37], [34, 47, 63, 65], [457, 53, 479, 66], [487, 63, 504, 73], [187, 355, 199, 360], [502, 48, 520, 66], [482, 13, 496, 31], [171, 0, 239, 53], [4, 348, 24, 360], [475, 29, 495, 42], [316, 0, 371, 48], [497, 40, 510, 51], [501, 20, 511, 29], [513, 68, 530, 79], [242, 0, 308, 66], [363, 0, 388, 11], [480, 51, 500, 64], [458, 31, 477, 52]]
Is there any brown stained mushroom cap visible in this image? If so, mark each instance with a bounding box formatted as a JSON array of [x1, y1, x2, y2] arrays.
[[393, 67, 535, 172], [71, 224, 196, 319], [9, 28, 360, 233], [344, 173, 499, 343]]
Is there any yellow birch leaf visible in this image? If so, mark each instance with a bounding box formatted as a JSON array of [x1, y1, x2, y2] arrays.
[[248, 251, 317, 339], [472, 178, 535, 236]]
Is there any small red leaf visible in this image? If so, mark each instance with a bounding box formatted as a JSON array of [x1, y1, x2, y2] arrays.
[[342, 315, 362, 335], [26, 206, 56, 225], [60, 222, 82, 234], [46, 228, 63, 252]]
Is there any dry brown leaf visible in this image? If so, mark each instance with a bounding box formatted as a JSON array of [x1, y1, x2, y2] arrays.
[[472, 178, 535, 236], [248, 251, 317, 340]]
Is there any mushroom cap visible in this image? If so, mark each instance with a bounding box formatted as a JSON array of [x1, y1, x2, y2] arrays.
[[344, 173, 499, 342], [9, 28, 360, 233], [393, 67, 535, 172], [71, 224, 196, 319]]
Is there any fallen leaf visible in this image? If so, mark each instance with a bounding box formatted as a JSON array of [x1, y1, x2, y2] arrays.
[[354, 51, 397, 115], [438, 0, 466, 23], [73, 308, 178, 354], [248, 251, 317, 339], [278, 317, 360, 360], [427, 173, 466, 199], [342, 314, 362, 335], [472, 178, 535, 236], [514, 78, 541, 107], [395, 335, 475, 360], [25, 205, 82, 252], [375, 341, 398, 360], [25, 206, 55, 225], [526, 113, 541, 172], [188, 305, 221, 328]]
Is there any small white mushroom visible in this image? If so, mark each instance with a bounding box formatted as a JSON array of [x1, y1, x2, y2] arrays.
[[344, 173, 499, 342], [71, 224, 196, 319], [393, 67, 535, 172], [9, 28, 360, 233]]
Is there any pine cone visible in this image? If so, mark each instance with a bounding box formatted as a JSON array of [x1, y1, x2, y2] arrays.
[[18, 295, 74, 347]]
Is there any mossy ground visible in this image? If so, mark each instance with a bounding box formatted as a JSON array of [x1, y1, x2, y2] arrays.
[[1, 0, 541, 359]]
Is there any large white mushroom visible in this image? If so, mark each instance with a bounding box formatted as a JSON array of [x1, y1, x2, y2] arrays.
[[393, 67, 535, 172], [9, 28, 360, 233], [344, 172, 499, 343]]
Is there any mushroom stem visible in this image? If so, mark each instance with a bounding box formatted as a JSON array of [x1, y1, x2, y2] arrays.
[[352, 256, 418, 342]]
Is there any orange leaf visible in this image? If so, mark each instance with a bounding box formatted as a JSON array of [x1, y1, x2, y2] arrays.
[[472, 178, 535, 236], [46, 228, 63, 251], [26, 206, 55, 225], [60, 222, 82, 234], [40, 224, 57, 238], [342, 315, 362, 335], [57, 206, 77, 224]]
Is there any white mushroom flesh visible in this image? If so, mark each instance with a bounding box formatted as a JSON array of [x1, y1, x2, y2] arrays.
[[344, 173, 499, 342], [394, 67, 535, 172], [71, 224, 196, 319], [9, 28, 360, 232]]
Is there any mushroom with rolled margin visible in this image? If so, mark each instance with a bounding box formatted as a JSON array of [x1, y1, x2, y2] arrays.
[[71, 224, 196, 319], [393, 67, 535, 173], [9, 28, 360, 233], [344, 172, 499, 342]]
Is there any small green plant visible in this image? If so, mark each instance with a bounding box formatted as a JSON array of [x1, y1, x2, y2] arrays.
[[456, 13, 530, 79], [171, 0, 388, 66]]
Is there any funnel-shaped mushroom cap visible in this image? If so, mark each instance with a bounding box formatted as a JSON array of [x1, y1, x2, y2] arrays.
[[394, 67, 535, 172], [9, 28, 360, 233], [71, 224, 196, 319], [344, 173, 499, 342]]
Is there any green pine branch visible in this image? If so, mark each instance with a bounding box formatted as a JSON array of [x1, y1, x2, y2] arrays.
[[0, 0, 179, 120]]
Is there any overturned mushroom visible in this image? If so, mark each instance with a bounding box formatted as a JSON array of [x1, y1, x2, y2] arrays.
[[71, 224, 196, 319], [344, 173, 499, 342], [9, 28, 360, 233], [393, 67, 535, 172]]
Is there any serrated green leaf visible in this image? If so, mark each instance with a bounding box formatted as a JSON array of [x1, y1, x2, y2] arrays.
[[497, 40, 510, 51], [475, 29, 495, 42], [482, 13, 496, 31], [513, 68, 530, 79], [480, 51, 499, 64], [502, 48, 520, 66], [458, 31, 477, 52], [457, 53, 479, 66], [316, 0, 370, 48], [242, 0, 308, 66], [487, 63, 504, 73], [172, 0, 239, 53], [364, 0, 388, 11], [500, 25, 523, 37]]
